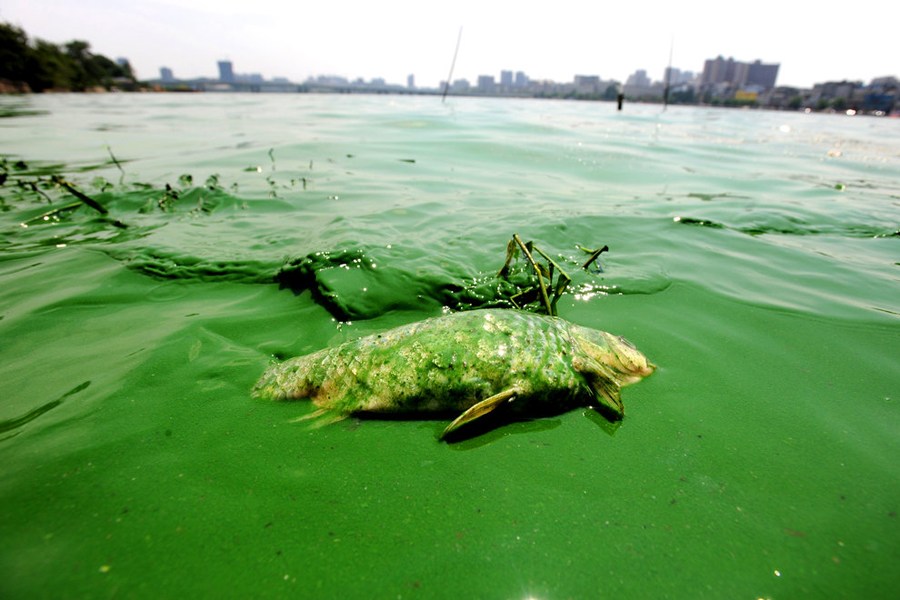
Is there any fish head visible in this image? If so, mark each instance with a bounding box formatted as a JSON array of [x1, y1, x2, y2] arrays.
[[570, 326, 655, 418], [572, 326, 655, 382]]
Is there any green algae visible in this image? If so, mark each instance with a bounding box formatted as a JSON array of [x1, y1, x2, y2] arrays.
[[0, 94, 897, 599]]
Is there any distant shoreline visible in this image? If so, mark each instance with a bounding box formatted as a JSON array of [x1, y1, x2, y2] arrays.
[[2, 83, 896, 118]]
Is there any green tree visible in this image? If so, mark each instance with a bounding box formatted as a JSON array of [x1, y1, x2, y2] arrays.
[[669, 88, 696, 105], [1, 21, 136, 92], [29, 40, 73, 91], [65, 41, 96, 90], [0, 22, 31, 84]]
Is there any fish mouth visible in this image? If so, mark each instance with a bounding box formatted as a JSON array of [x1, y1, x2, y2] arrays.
[[605, 334, 655, 384], [618, 362, 656, 386]]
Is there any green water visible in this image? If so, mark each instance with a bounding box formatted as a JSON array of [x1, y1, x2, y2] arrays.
[[1, 93, 898, 598]]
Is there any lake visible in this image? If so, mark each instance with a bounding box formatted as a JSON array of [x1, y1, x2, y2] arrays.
[[1, 92, 898, 598]]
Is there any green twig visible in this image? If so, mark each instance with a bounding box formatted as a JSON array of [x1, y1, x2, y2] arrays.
[[107, 146, 125, 179], [513, 233, 554, 315], [581, 245, 609, 270], [497, 238, 517, 277], [22, 180, 53, 203], [20, 201, 82, 226], [55, 178, 108, 214], [532, 245, 572, 310]]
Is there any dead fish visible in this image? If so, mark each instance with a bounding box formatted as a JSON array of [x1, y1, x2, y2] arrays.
[[253, 309, 654, 440]]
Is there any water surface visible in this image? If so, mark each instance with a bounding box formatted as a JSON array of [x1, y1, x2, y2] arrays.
[[1, 93, 898, 598]]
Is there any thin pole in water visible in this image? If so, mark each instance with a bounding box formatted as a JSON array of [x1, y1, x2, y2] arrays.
[[442, 27, 463, 103], [663, 37, 674, 111]]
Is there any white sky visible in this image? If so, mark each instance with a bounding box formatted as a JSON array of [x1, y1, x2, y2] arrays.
[[2, 0, 896, 89]]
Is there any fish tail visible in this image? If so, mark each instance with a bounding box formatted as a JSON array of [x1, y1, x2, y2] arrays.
[[290, 408, 347, 429]]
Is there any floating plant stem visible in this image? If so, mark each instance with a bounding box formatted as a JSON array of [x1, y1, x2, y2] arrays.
[[497, 238, 517, 278], [20, 180, 53, 203], [56, 177, 127, 228], [107, 146, 125, 184], [20, 201, 83, 226], [513, 233, 554, 315], [531, 244, 573, 314], [581, 245, 609, 271], [54, 177, 108, 214], [497, 234, 603, 316]]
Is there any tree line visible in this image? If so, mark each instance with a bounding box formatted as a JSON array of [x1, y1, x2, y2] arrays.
[[0, 22, 135, 92]]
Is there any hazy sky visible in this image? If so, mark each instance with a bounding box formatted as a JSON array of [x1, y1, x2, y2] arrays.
[[2, 0, 896, 89]]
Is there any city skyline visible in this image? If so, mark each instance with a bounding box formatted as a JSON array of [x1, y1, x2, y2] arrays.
[[150, 57, 898, 116], [2, 0, 896, 90]]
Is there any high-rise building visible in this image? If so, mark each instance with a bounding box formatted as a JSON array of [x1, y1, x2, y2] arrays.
[[218, 60, 234, 83], [740, 60, 779, 89], [500, 70, 513, 87], [477, 75, 496, 92], [450, 79, 470, 92], [664, 67, 695, 86], [407, 74, 415, 89], [160, 67, 174, 82], [626, 70, 651, 87], [701, 56, 778, 91], [701, 56, 736, 87], [514, 71, 529, 87]]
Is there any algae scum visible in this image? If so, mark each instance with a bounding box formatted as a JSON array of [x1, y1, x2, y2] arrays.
[[4, 157, 657, 439], [1, 94, 898, 598], [1, 155, 632, 319]]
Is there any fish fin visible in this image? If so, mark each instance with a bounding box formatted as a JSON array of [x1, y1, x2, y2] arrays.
[[441, 387, 519, 440], [573, 355, 625, 418], [589, 378, 625, 419], [290, 408, 347, 429]]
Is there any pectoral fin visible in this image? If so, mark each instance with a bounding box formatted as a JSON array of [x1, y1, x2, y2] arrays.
[[590, 378, 625, 419], [572, 354, 625, 419], [441, 387, 520, 440]]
